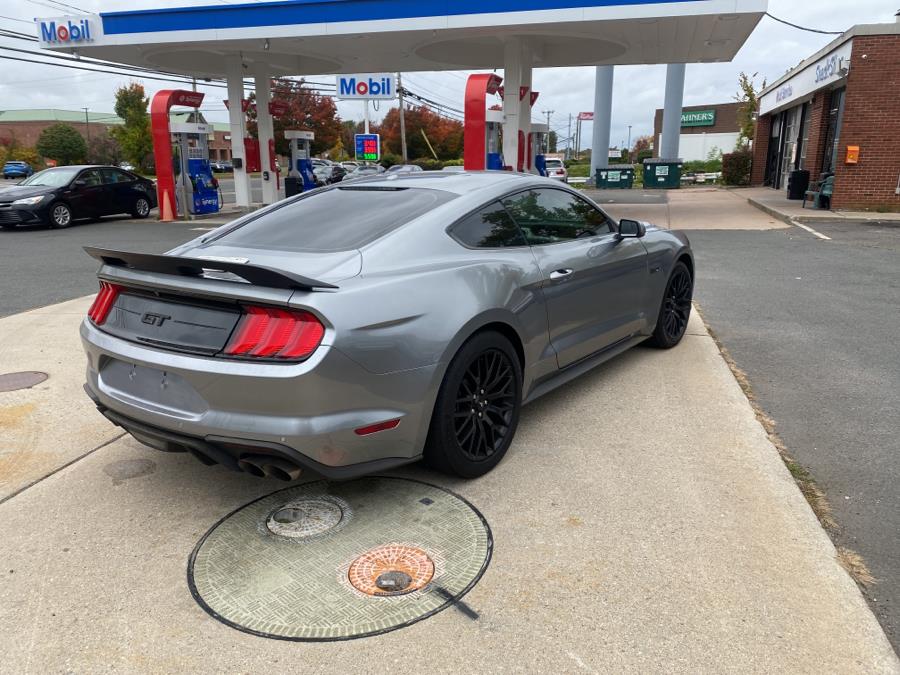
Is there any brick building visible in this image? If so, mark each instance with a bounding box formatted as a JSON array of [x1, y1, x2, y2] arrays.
[[753, 20, 900, 212], [653, 102, 742, 161], [0, 109, 122, 147]]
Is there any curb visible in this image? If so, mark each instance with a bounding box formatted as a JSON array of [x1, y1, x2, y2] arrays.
[[746, 197, 900, 227]]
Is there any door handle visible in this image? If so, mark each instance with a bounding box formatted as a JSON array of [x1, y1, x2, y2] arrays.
[[549, 268, 574, 280]]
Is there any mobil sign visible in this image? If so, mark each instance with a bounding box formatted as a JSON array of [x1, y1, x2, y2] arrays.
[[337, 73, 396, 100], [38, 15, 96, 44]]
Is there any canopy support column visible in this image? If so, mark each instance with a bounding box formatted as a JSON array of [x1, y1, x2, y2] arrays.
[[518, 44, 533, 173], [226, 54, 251, 209], [660, 63, 685, 160], [590, 65, 615, 179], [254, 67, 278, 205], [502, 37, 523, 171]]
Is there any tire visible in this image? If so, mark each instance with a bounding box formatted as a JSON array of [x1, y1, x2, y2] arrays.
[[424, 331, 523, 478], [647, 261, 693, 349], [132, 196, 151, 219], [48, 201, 73, 229]]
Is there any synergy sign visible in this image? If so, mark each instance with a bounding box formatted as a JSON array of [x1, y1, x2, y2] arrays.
[[38, 16, 95, 43], [355, 134, 381, 161], [337, 74, 396, 100]]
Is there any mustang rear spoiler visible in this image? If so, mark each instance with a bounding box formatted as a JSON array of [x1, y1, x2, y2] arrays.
[[84, 246, 338, 290]]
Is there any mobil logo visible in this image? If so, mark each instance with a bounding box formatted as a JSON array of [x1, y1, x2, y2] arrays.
[[39, 17, 93, 43], [337, 73, 396, 100]]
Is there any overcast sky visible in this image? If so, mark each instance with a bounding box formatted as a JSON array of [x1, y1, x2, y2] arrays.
[[1, 0, 895, 150]]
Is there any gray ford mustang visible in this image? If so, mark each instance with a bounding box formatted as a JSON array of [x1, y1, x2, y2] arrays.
[[81, 172, 693, 481]]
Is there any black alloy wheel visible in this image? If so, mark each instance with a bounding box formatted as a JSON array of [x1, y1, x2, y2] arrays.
[[648, 261, 693, 348], [425, 331, 522, 478]]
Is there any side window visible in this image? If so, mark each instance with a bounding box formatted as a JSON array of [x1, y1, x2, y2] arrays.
[[502, 189, 614, 244], [79, 169, 103, 186], [450, 201, 527, 248]]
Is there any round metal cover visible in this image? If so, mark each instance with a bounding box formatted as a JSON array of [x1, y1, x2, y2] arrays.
[[188, 477, 491, 641], [0, 371, 48, 393], [266, 498, 345, 539]]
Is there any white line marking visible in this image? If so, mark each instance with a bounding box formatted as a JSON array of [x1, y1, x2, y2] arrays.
[[190, 227, 216, 231], [790, 220, 832, 240]]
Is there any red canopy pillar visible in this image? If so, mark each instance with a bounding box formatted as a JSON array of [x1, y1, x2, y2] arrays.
[[150, 89, 205, 220], [464, 73, 503, 171]]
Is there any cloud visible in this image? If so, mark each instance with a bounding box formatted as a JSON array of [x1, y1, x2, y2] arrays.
[[2, 0, 894, 152]]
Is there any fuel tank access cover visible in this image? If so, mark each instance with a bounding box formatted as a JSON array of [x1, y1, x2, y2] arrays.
[[188, 477, 492, 641]]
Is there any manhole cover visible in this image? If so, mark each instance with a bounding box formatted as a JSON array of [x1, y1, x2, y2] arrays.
[[0, 371, 48, 393], [188, 477, 491, 641], [349, 544, 434, 596], [266, 498, 345, 539]]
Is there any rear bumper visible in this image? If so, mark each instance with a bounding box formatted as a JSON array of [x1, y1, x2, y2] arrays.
[[81, 319, 441, 476]]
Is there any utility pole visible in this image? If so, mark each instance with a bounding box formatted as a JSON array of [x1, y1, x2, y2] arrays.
[[542, 109, 553, 128], [567, 113, 572, 160], [627, 124, 632, 154], [82, 107, 90, 147], [398, 72, 408, 162]]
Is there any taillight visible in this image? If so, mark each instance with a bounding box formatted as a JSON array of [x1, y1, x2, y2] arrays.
[[224, 306, 325, 360], [87, 281, 122, 325]]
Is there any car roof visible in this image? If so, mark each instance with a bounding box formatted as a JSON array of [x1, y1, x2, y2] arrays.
[[342, 170, 548, 196]]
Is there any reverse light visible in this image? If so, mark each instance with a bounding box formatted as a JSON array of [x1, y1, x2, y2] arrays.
[[224, 306, 325, 360], [87, 281, 122, 325]]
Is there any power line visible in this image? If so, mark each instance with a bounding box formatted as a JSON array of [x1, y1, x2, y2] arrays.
[[0, 15, 35, 25], [764, 12, 844, 35]]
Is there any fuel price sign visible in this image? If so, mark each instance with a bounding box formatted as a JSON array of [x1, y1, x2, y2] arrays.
[[355, 133, 381, 162]]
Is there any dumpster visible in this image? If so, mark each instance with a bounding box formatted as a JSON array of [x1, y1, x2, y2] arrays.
[[596, 164, 635, 189], [284, 175, 302, 198], [643, 159, 682, 189], [786, 169, 810, 200]]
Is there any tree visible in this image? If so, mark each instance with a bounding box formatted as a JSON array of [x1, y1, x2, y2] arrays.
[[246, 78, 342, 157], [86, 133, 122, 165], [377, 105, 463, 160], [632, 134, 653, 156], [548, 130, 558, 153], [734, 71, 765, 149], [110, 82, 153, 170], [36, 123, 86, 165]]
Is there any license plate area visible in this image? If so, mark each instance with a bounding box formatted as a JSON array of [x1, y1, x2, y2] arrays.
[[99, 359, 208, 418], [102, 292, 240, 355]]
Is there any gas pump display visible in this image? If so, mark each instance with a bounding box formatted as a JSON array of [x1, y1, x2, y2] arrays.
[[285, 130, 317, 192]]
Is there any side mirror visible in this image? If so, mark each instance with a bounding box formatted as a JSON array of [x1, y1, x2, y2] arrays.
[[73, 179, 88, 188], [618, 219, 646, 239]]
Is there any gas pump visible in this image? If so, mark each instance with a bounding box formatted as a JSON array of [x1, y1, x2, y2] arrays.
[[529, 123, 549, 177], [170, 120, 220, 215], [285, 130, 317, 195], [485, 109, 504, 170]]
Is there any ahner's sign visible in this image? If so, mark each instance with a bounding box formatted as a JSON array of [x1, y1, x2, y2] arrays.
[[681, 110, 716, 127]]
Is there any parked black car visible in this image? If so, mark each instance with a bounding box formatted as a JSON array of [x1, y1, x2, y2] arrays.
[[312, 163, 348, 186], [0, 165, 157, 229], [211, 160, 233, 173]]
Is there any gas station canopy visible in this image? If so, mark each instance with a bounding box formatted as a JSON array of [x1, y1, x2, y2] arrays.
[[38, 0, 766, 76]]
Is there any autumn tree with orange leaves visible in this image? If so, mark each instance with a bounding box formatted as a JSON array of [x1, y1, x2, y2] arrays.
[[377, 105, 463, 160]]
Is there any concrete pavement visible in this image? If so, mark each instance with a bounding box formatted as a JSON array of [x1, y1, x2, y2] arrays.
[[0, 298, 897, 672], [740, 186, 900, 226]]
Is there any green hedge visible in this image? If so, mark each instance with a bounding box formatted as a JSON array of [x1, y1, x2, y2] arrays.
[[722, 150, 752, 186]]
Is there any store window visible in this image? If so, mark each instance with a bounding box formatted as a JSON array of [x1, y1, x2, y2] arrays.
[[821, 88, 846, 176], [778, 105, 801, 188], [798, 102, 810, 170]]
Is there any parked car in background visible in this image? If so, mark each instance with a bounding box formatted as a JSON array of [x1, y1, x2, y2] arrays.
[[344, 166, 383, 180], [544, 158, 568, 182], [118, 162, 136, 172], [0, 165, 157, 229], [211, 160, 233, 173], [3, 161, 34, 180], [385, 164, 424, 174], [341, 161, 360, 172], [441, 166, 466, 172], [80, 172, 694, 481], [313, 163, 348, 186]]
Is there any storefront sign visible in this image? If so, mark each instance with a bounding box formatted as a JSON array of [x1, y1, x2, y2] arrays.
[[681, 110, 716, 127], [355, 133, 381, 161], [338, 74, 395, 100], [760, 39, 853, 115]]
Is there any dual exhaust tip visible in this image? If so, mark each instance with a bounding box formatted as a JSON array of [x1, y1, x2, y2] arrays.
[[237, 454, 303, 482]]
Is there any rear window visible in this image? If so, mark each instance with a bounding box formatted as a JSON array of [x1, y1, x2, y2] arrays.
[[544, 159, 563, 168], [211, 186, 456, 252]]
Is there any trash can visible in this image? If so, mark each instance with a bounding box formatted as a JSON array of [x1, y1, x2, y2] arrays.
[[284, 175, 302, 198], [786, 169, 810, 200], [595, 164, 635, 189], [643, 159, 682, 189]]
